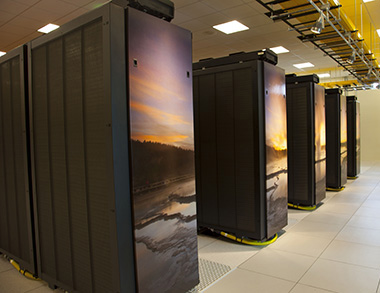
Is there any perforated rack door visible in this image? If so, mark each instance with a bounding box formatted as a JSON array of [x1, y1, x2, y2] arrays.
[[0, 45, 36, 274]]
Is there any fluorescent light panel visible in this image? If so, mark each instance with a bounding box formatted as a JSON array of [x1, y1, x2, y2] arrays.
[[293, 62, 314, 69], [213, 20, 249, 34], [317, 73, 330, 78], [377, 29, 380, 38], [38, 23, 59, 34], [0, 51, 6, 57], [270, 46, 289, 54], [363, 0, 375, 3]]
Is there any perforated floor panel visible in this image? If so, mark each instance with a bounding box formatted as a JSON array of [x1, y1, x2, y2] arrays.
[[188, 258, 232, 292]]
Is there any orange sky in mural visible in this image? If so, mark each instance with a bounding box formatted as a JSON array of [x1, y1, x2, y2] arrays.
[[130, 100, 190, 126], [128, 11, 193, 150], [265, 69, 287, 152]]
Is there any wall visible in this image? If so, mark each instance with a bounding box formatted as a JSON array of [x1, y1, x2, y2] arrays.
[[356, 89, 380, 162]]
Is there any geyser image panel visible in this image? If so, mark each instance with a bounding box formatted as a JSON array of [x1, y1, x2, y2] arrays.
[[264, 62, 287, 238], [340, 95, 348, 184], [128, 8, 198, 293], [314, 85, 326, 203]]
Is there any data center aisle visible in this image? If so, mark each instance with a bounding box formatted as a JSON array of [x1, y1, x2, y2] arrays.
[[1, 162, 380, 293]]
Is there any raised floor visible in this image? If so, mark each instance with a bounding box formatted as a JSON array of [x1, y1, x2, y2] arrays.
[[1, 162, 380, 293]]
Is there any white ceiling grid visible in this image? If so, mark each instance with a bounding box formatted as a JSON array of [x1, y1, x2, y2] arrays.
[[0, 0, 375, 76]]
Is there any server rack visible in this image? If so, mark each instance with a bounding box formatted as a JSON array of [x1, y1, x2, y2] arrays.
[[325, 88, 347, 189], [346, 96, 360, 178], [28, 2, 198, 292], [0, 45, 36, 274], [286, 74, 326, 207], [193, 50, 288, 241]]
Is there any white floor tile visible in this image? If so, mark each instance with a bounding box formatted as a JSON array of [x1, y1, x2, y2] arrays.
[[0, 257, 13, 273], [203, 268, 295, 293], [367, 193, 380, 200], [327, 194, 366, 205], [198, 238, 262, 268], [336, 226, 380, 247], [283, 218, 299, 231], [239, 249, 316, 282], [347, 215, 380, 230], [287, 220, 343, 240], [288, 209, 312, 221], [269, 233, 332, 257], [345, 185, 376, 194], [303, 210, 351, 226], [290, 283, 337, 293], [198, 234, 218, 250], [362, 199, 380, 208], [26, 284, 64, 292], [314, 202, 359, 215], [0, 269, 44, 293], [355, 206, 380, 218], [299, 259, 380, 293], [320, 239, 380, 269]]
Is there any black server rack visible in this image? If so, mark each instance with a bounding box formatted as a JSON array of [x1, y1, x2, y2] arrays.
[[347, 96, 360, 178], [0, 46, 36, 274], [28, 2, 198, 292], [325, 88, 347, 189], [286, 74, 326, 207], [193, 50, 288, 241]]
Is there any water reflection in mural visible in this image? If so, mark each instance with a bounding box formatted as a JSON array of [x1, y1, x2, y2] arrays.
[[128, 9, 198, 293], [264, 63, 287, 238]]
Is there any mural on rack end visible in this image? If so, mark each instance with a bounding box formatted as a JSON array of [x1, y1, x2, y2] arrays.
[[340, 96, 348, 182], [128, 8, 198, 293], [264, 63, 288, 238], [315, 86, 326, 199]]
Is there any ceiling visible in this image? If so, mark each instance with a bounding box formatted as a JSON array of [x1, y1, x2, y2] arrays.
[[0, 0, 379, 81]]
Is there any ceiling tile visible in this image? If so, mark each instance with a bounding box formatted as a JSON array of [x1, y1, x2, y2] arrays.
[[19, 6, 61, 22], [13, 0, 40, 5], [0, 31, 25, 48], [55, 8, 90, 25], [193, 29, 218, 42], [248, 1, 272, 14], [0, 23, 35, 36], [82, 0, 109, 11], [179, 19, 209, 32], [242, 14, 273, 27], [177, 2, 216, 19], [0, 0, 29, 15], [202, 0, 244, 11], [197, 12, 230, 26], [3, 31, 41, 52], [221, 4, 261, 19], [172, 10, 193, 25], [33, 0, 78, 15], [61, 0, 95, 7], [172, 0, 199, 9], [4, 15, 44, 30], [0, 10, 16, 24]]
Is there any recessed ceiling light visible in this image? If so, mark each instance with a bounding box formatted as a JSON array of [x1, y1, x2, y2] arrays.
[[213, 20, 249, 34], [317, 73, 330, 78], [363, 0, 374, 2], [293, 62, 315, 69], [269, 46, 289, 54], [0, 51, 6, 57], [377, 29, 380, 38], [38, 23, 60, 34]]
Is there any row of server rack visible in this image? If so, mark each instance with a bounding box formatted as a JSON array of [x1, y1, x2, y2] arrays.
[[0, 1, 361, 292]]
